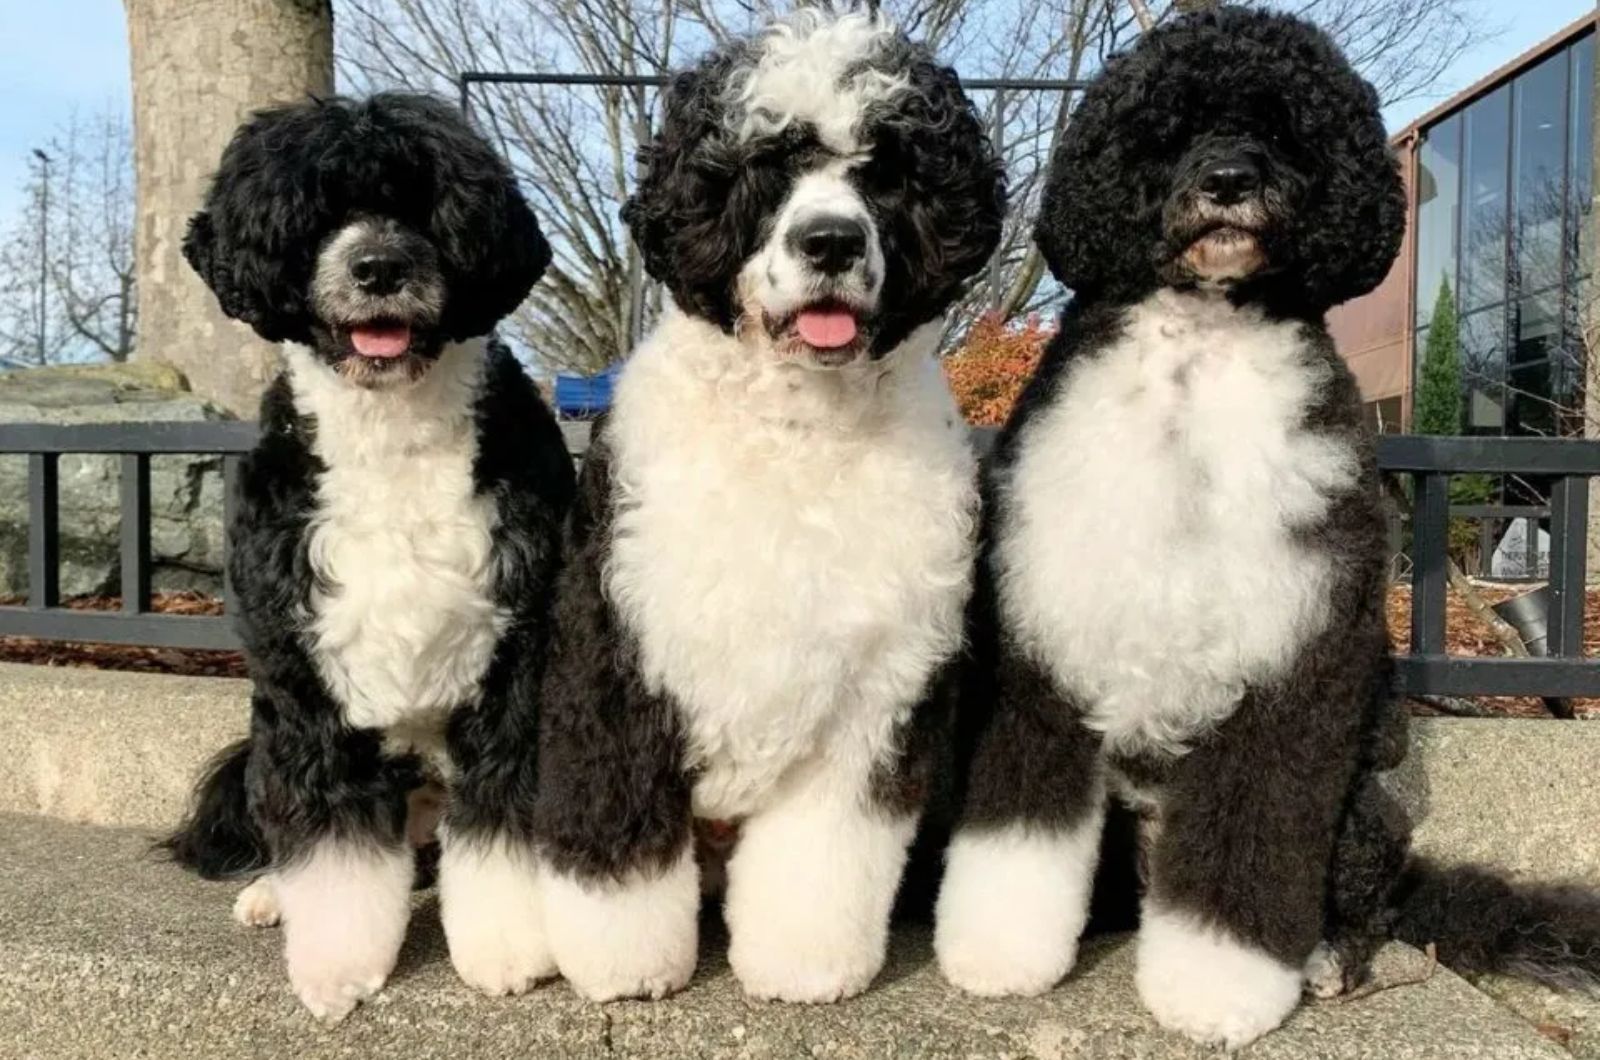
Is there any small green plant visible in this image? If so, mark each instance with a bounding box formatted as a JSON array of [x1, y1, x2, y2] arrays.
[[1414, 277, 1461, 436], [1412, 278, 1495, 567]]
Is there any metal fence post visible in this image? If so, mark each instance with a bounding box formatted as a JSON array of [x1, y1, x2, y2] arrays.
[[26, 453, 59, 609], [1547, 474, 1588, 657], [119, 453, 151, 613], [1410, 472, 1450, 655]]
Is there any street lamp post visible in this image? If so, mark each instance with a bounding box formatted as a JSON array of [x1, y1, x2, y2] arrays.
[[31, 149, 51, 365]]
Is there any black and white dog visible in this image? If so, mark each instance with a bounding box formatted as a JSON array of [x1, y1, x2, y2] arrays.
[[936, 7, 1600, 1049], [163, 94, 576, 1020], [507, 12, 1003, 1003]]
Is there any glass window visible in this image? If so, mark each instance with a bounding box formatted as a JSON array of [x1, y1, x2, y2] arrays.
[[1461, 307, 1506, 433], [1508, 361, 1558, 436], [1413, 324, 1430, 395], [1569, 34, 1595, 283], [1415, 116, 1462, 328], [1512, 53, 1568, 296], [1513, 289, 1561, 365], [1460, 86, 1511, 313]]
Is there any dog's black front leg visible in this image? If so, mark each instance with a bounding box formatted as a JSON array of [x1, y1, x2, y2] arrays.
[[1133, 676, 1364, 1049], [440, 638, 557, 997], [245, 683, 416, 1023], [934, 635, 1105, 996], [529, 428, 698, 1002]]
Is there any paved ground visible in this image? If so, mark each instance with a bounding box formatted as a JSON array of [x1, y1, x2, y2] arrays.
[[0, 814, 1575, 1060]]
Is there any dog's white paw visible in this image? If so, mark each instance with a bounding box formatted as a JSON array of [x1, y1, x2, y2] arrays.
[[730, 928, 882, 1004], [1136, 906, 1302, 1049], [440, 838, 556, 996], [276, 842, 413, 1023], [933, 824, 1099, 997], [288, 946, 392, 1023], [1303, 941, 1347, 1000], [936, 930, 1074, 999], [545, 851, 699, 1002], [232, 876, 282, 928]]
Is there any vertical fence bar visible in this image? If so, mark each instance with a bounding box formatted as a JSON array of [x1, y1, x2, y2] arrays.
[[26, 453, 60, 609], [1526, 515, 1541, 578], [1478, 518, 1494, 577], [120, 453, 151, 613], [987, 86, 1005, 308], [1410, 472, 1450, 655], [627, 82, 651, 349], [222, 455, 240, 615], [1546, 474, 1588, 657]]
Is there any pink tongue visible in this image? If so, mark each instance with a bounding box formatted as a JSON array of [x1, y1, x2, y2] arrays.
[[795, 308, 858, 349], [349, 324, 411, 359]]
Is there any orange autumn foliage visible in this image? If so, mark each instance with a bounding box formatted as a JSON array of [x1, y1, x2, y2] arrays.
[[942, 313, 1053, 426]]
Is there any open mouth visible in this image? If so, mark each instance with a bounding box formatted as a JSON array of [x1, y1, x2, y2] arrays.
[[766, 300, 870, 367], [342, 318, 415, 360]]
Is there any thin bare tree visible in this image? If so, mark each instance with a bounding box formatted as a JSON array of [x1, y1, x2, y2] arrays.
[[0, 111, 137, 365]]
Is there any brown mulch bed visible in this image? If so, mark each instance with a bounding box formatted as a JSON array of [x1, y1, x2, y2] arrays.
[[1388, 583, 1599, 719], [0, 592, 246, 678], [2, 586, 1596, 717]]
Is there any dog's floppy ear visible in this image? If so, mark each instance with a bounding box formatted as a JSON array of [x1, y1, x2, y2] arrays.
[[1032, 48, 1158, 302], [183, 209, 258, 331], [391, 92, 552, 339], [181, 211, 220, 300], [432, 173, 551, 341], [1290, 75, 1405, 308], [621, 53, 752, 330]]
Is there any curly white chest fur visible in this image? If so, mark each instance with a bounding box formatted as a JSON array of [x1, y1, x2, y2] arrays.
[[288, 341, 506, 734], [605, 313, 977, 820], [996, 291, 1358, 755]]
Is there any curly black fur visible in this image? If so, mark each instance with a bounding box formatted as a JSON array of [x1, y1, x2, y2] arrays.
[[621, 36, 1004, 354], [162, 94, 575, 883], [529, 420, 695, 880], [182, 93, 550, 345], [1392, 860, 1600, 994], [158, 739, 269, 879], [943, 6, 1600, 1007], [1034, 7, 1404, 315]]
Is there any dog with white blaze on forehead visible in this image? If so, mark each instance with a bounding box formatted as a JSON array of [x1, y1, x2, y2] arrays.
[[159, 93, 576, 1021], [504, 11, 1004, 1003], [935, 7, 1600, 1049]]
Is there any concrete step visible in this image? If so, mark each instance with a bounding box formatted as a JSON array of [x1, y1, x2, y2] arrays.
[[0, 814, 1574, 1060], [4, 662, 1600, 889]]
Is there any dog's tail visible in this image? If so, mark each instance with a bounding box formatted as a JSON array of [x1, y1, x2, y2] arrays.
[[1389, 857, 1600, 994], [156, 738, 272, 880]]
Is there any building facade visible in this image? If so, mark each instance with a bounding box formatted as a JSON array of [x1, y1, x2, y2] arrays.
[[1331, 14, 1597, 455]]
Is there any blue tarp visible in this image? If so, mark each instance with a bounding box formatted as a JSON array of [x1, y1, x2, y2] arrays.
[[553, 362, 620, 418]]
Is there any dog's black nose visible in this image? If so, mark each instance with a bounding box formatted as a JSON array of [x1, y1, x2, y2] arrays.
[[788, 215, 869, 275], [1198, 159, 1262, 205], [350, 251, 410, 295]]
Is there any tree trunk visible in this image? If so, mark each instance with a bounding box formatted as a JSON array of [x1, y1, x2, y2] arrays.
[[123, 0, 333, 416]]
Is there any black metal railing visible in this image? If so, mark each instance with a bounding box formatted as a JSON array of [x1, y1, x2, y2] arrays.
[[1378, 434, 1596, 701], [0, 422, 255, 650], [0, 420, 594, 652], [1, 424, 1596, 709]]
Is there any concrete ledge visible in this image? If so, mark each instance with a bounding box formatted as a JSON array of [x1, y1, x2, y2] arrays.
[[3, 663, 1600, 889], [0, 662, 246, 828], [0, 815, 1571, 1060], [1393, 717, 1600, 886]]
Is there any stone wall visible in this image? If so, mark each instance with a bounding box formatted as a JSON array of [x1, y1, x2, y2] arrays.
[[0, 363, 230, 599]]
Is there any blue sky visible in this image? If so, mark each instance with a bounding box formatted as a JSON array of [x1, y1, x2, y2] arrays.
[[0, 0, 1595, 234]]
